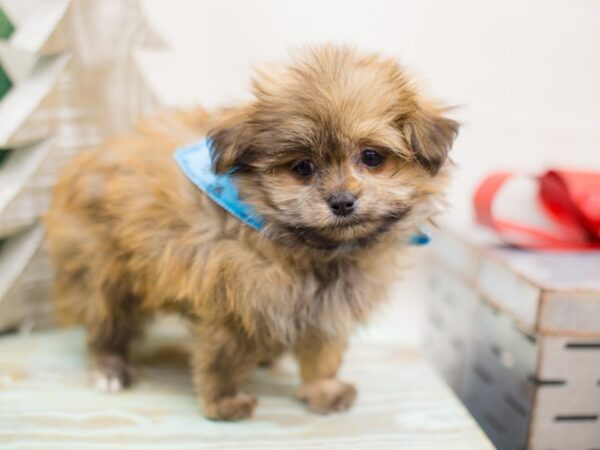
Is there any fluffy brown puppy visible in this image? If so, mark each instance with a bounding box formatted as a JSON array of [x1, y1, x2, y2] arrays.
[[45, 45, 458, 420]]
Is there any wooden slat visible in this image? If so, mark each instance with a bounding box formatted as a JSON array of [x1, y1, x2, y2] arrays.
[[6, 0, 70, 56], [0, 326, 493, 450], [0, 53, 70, 147], [477, 255, 541, 331], [425, 265, 479, 394], [430, 227, 600, 337], [0, 139, 53, 238], [0, 227, 53, 332], [529, 335, 600, 450]]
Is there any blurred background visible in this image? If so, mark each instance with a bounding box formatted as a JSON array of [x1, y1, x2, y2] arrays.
[[139, 0, 600, 223]]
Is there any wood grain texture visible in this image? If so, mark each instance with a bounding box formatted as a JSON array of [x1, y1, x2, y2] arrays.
[[0, 325, 493, 450], [431, 227, 600, 337]]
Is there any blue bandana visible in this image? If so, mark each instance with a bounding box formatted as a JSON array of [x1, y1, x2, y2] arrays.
[[174, 138, 430, 246]]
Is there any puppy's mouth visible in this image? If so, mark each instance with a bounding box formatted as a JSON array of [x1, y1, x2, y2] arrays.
[[278, 206, 411, 251], [328, 215, 369, 229], [329, 205, 410, 229]]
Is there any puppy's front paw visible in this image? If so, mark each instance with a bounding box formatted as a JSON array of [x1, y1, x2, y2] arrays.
[[203, 392, 257, 421], [91, 353, 135, 393], [298, 379, 357, 414]]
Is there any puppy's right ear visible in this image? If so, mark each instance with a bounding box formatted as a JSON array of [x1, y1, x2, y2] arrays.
[[401, 101, 459, 176], [207, 107, 252, 174]]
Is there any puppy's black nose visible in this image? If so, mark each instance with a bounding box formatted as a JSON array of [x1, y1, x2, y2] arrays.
[[328, 192, 357, 217]]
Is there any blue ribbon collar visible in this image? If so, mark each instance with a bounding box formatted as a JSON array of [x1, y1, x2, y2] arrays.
[[173, 138, 430, 246], [174, 138, 264, 230]]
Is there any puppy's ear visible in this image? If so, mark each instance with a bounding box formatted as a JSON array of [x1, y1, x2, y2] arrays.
[[207, 107, 252, 174], [402, 102, 459, 176]]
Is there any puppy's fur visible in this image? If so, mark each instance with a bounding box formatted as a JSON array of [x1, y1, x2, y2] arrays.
[[45, 46, 458, 420]]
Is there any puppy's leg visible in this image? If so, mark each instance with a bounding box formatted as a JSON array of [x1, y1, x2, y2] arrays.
[[87, 280, 143, 393], [295, 339, 357, 414], [191, 326, 258, 421]]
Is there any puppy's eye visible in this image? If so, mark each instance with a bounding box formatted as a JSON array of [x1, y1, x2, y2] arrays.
[[292, 159, 316, 177], [361, 148, 385, 168]]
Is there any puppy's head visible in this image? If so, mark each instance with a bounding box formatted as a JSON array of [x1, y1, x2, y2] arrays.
[[208, 45, 458, 251]]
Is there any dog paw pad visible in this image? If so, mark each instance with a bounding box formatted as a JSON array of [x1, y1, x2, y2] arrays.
[[203, 392, 257, 421], [298, 379, 357, 414]]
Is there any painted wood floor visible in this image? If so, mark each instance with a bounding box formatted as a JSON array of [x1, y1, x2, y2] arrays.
[[0, 322, 493, 450]]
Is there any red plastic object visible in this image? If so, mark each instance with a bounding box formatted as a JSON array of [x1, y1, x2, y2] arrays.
[[474, 170, 600, 250]]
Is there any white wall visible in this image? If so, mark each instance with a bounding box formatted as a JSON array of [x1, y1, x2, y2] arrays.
[[139, 0, 600, 223]]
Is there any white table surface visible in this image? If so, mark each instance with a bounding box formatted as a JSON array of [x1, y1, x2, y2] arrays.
[[0, 310, 493, 450]]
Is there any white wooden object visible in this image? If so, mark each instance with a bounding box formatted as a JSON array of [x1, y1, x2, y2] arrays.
[[0, 224, 51, 331], [426, 227, 600, 450], [0, 0, 161, 332], [0, 325, 494, 450]]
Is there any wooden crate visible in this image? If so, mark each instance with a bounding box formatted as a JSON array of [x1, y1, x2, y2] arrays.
[[425, 227, 600, 450]]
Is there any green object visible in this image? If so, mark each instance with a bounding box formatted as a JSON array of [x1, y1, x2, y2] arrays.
[[0, 149, 11, 167], [0, 63, 11, 98], [0, 7, 15, 39], [0, 8, 15, 168]]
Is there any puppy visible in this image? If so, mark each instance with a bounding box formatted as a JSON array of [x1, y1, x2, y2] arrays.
[[45, 45, 458, 420]]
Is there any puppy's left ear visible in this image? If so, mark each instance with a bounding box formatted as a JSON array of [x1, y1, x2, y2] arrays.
[[402, 102, 459, 176], [207, 107, 252, 174]]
